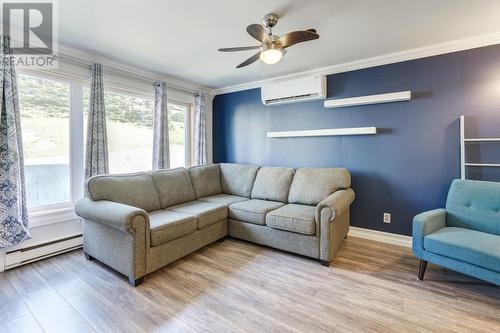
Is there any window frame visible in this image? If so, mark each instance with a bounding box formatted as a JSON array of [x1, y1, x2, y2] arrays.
[[17, 72, 75, 213], [168, 99, 192, 168], [16, 69, 195, 226], [99, 89, 156, 174]]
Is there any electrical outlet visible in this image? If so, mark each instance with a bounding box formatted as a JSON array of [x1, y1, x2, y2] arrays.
[[383, 213, 391, 224]]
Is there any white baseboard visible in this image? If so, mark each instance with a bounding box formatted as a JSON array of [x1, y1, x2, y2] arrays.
[[349, 226, 412, 248], [0, 219, 82, 272], [5, 236, 82, 270]]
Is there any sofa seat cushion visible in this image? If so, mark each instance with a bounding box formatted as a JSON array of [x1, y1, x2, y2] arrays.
[[168, 200, 227, 229], [149, 210, 197, 246], [198, 194, 249, 206], [266, 204, 316, 235], [424, 227, 500, 272], [229, 199, 285, 225]]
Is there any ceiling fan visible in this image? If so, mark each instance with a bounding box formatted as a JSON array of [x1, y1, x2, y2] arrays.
[[218, 14, 319, 68]]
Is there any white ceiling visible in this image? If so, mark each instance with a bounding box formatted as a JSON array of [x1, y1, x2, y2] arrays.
[[58, 0, 500, 89]]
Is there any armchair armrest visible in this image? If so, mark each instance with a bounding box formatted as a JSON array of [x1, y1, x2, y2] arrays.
[[316, 188, 355, 223], [75, 198, 149, 234], [412, 208, 446, 258]]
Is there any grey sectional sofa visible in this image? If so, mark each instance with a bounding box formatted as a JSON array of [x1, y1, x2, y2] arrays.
[[75, 163, 355, 286]]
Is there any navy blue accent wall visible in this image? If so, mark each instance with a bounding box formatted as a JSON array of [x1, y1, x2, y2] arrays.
[[213, 45, 500, 236]]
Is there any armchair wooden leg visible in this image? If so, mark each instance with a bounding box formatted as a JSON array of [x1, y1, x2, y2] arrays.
[[128, 277, 144, 287], [418, 260, 428, 280]]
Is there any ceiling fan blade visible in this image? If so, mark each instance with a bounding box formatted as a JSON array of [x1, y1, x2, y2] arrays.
[[218, 46, 261, 52], [278, 30, 319, 48], [236, 52, 261, 68], [246, 24, 270, 43]]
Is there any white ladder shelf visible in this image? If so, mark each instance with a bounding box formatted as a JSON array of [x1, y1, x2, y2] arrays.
[[460, 115, 500, 179]]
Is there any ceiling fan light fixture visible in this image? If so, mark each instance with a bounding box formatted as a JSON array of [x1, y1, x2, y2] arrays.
[[219, 14, 319, 68], [260, 45, 283, 65]]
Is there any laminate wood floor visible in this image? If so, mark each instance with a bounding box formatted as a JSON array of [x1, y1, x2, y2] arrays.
[[1, 236, 499, 333]]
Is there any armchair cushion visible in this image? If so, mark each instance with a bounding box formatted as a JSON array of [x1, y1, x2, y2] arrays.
[[446, 179, 500, 235], [424, 227, 500, 272], [266, 204, 316, 235], [149, 210, 197, 246]]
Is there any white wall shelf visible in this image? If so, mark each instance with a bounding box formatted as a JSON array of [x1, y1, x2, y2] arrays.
[[267, 127, 377, 138], [324, 91, 411, 109], [464, 138, 500, 142], [464, 163, 500, 167], [460, 115, 500, 179]]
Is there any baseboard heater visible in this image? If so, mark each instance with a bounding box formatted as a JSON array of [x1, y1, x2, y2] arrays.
[[4, 235, 83, 270]]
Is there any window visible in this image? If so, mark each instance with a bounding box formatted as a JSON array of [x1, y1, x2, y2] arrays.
[[18, 74, 71, 209], [17, 70, 193, 220], [168, 102, 188, 168], [84, 90, 155, 173], [83, 91, 190, 172]]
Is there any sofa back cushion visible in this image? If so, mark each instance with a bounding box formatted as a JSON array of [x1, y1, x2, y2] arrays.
[[220, 163, 260, 197], [189, 164, 222, 198], [150, 168, 196, 209], [86, 172, 160, 212], [251, 167, 294, 203], [446, 179, 500, 235], [288, 168, 351, 205]]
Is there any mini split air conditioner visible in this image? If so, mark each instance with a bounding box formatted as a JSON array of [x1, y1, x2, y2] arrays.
[[261, 75, 326, 105]]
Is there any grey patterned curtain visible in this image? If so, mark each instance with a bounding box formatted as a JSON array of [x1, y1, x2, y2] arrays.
[[194, 92, 209, 165], [0, 36, 30, 248], [152, 81, 170, 169], [85, 63, 109, 178]]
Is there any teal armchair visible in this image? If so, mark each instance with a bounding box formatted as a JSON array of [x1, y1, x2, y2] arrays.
[[412, 179, 500, 286]]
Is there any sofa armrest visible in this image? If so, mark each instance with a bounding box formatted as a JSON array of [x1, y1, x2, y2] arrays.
[[75, 198, 149, 234], [316, 189, 355, 262], [316, 188, 355, 223], [412, 208, 446, 258]]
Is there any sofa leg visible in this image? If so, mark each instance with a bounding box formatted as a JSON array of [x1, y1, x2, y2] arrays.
[[217, 236, 227, 242], [418, 260, 428, 280], [320, 260, 330, 267], [84, 252, 93, 261], [128, 277, 144, 287]]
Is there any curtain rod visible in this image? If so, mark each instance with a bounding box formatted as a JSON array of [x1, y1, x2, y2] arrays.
[[57, 53, 198, 96]]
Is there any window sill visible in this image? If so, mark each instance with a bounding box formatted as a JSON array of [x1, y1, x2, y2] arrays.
[[29, 205, 81, 228]]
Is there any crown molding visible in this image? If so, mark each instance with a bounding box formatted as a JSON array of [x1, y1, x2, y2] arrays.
[[213, 31, 500, 96], [56, 44, 214, 95], [5, 27, 212, 94]]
